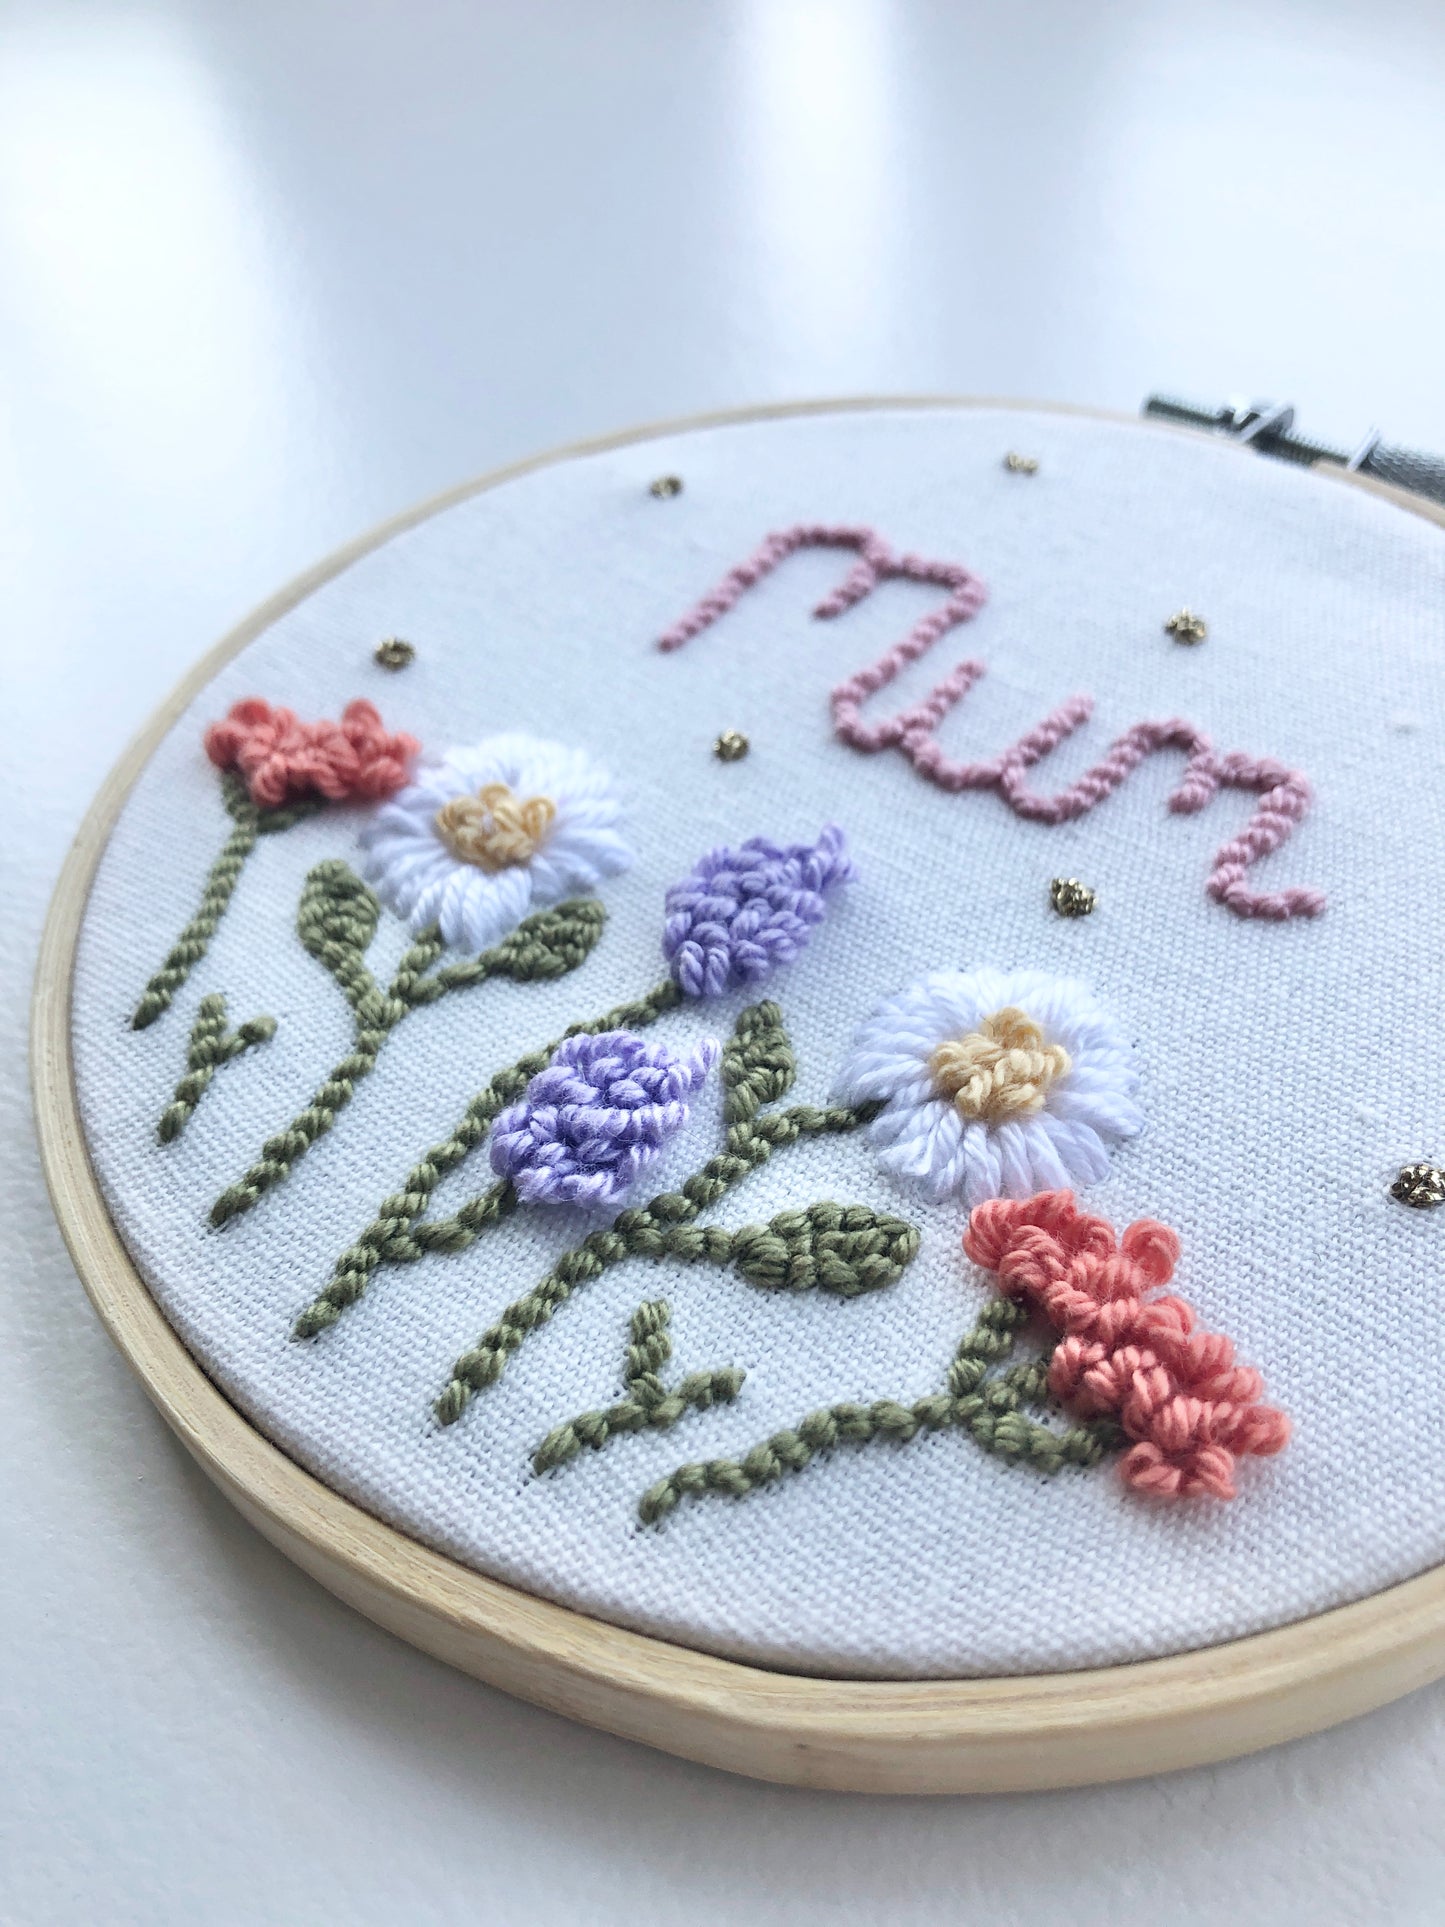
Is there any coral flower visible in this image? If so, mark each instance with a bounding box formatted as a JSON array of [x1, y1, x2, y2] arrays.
[[662, 825, 855, 997], [489, 1031, 718, 1206], [834, 967, 1142, 1205], [965, 1190, 1290, 1499], [205, 697, 418, 809]]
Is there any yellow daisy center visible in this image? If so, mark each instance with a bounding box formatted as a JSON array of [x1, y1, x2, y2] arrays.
[[928, 1005, 1071, 1123], [434, 781, 557, 873]]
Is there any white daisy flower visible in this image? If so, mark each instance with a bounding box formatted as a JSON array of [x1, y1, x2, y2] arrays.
[[834, 967, 1143, 1206], [359, 733, 633, 953]]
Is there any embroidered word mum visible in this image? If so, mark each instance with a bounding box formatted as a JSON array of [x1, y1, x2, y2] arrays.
[[659, 525, 1324, 922]]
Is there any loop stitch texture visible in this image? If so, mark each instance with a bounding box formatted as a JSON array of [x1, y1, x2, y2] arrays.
[[662, 825, 855, 996], [964, 1190, 1290, 1498], [204, 696, 418, 809]]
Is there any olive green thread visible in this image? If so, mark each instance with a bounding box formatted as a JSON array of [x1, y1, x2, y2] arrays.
[[721, 1001, 796, 1125], [434, 1001, 892, 1427], [636, 1297, 1122, 1523], [532, 1300, 745, 1474], [157, 994, 277, 1143], [210, 864, 605, 1228], [656, 1203, 919, 1297], [432, 1102, 873, 1427], [131, 771, 319, 1030], [292, 977, 684, 1338]]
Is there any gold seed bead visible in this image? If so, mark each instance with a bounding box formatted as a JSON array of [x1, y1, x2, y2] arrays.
[[373, 636, 415, 670], [1049, 877, 1096, 918], [1391, 1163, 1445, 1209], [1003, 452, 1039, 474], [1165, 608, 1208, 644], [714, 730, 749, 762], [649, 474, 684, 498]]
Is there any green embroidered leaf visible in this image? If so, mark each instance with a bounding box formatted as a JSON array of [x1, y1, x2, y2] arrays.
[[729, 1203, 920, 1297], [298, 860, 381, 970], [722, 1000, 796, 1127], [435, 1100, 874, 1424], [487, 898, 606, 982]]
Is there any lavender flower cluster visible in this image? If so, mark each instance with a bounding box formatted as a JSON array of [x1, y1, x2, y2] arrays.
[[661, 824, 855, 998], [489, 1030, 718, 1206]]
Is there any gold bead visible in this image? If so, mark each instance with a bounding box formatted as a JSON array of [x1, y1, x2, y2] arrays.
[[649, 474, 684, 498], [1003, 452, 1039, 474], [373, 636, 415, 670], [1165, 609, 1208, 644], [1391, 1162, 1445, 1209], [714, 730, 749, 762], [1049, 876, 1096, 918]]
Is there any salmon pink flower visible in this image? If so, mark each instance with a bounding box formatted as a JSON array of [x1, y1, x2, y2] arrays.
[[204, 697, 418, 810], [964, 1190, 1290, 1499]]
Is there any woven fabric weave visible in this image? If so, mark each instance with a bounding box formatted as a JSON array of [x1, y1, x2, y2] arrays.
[[70, 406, 1445, 1678]]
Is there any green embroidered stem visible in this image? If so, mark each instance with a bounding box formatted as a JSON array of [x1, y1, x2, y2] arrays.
[[636, 1297, 1122, 1523], [210, 865, 606, 1228], [131, 772, 319, 1030], [532, 1300, 745, 1474], [434, 1096, 876, 1427], [157, 994, 277, 1143], [292, 977, 684, 1338], [643, 1203, 918, 1297]]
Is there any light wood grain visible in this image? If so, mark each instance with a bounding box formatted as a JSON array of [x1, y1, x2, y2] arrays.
[[31, 397, 1445, 1794]]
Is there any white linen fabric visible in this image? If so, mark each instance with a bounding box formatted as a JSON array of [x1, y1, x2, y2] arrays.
[[69, 405, 1445, 1678]]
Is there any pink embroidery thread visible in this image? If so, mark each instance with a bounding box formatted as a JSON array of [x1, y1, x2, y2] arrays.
[[964, 1190, 1290, 1500], [658, 526, 1325, 921], [205, 698, 419, 809]]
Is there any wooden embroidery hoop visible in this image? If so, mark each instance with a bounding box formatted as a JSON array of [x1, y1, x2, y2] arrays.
[[32, 397, 1445, 1796]]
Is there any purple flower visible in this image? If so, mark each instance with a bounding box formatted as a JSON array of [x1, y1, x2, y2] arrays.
[[662, 824, 856, 998], [489, 1030, 718, 1206]]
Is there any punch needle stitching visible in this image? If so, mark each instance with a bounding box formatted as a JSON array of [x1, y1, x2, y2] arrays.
[[156, 993, 277, 1143]]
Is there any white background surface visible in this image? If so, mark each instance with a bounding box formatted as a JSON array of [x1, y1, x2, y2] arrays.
[[6, 2, 1445, 1921]]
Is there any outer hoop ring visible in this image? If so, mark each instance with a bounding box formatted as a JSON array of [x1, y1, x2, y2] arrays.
[[32, 396, 1445, 1794]]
